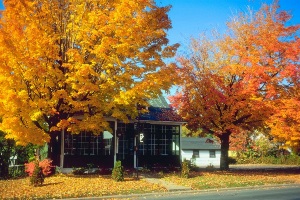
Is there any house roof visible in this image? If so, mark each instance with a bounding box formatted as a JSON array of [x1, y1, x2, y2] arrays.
[[147, 96, 169, 108], [139, 107, 183, 122], [137, 96, 184, 122], [181, 137, 221, 150]]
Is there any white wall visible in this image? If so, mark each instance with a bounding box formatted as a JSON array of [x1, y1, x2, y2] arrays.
[[181, 149, 221, 168]]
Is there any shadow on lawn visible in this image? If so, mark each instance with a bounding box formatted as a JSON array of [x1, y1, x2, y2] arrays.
[[41, 181, 63, 187]]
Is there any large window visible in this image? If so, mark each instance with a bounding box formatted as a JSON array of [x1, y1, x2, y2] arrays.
[[116, 123, 180, 157], [145, 125, 179, 156], [64, 131, 113, 156]]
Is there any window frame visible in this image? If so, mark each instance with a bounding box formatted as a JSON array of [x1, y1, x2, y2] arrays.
[[209, 150, 216, 158], [193, 150, 199, 158]]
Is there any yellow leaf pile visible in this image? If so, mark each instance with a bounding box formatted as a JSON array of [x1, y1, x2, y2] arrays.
[[0, 175, 165, 199]]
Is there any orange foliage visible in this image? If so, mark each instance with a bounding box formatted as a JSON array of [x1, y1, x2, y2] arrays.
[[229, 130, 249, 152], [170, 2, 300, 168], [25, 159, 53, 177]]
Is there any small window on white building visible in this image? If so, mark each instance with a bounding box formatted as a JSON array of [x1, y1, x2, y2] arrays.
[[209, 150, 216, 158], [193, 150, 199, 158]]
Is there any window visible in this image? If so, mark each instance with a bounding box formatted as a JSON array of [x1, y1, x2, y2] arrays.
[[118, 137, 128, 159], [172, 135, 179, 155], [103, 131, 113, 155], [159, 134, 168, 155], [133, 124, 180, 156], [64, 131, 113, 156], [117, 123, 128, 159], [193, 150, 199, 158], [149, 134, 158, 155], [139, 142, 146, 155], [172, 126, 180, 134], [209, 150, 216, 158]]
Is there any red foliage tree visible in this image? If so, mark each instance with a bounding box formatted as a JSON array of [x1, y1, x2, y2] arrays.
[[170, 2, 300, 170]]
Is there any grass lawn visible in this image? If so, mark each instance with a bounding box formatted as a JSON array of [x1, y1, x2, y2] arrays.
[[163, 169, 300, 190], [1, 168, 300, 199]]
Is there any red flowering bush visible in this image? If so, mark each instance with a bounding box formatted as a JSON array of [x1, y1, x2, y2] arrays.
[[39, 159, 53, 176], [25, 162, 36, 177], [25, 159, 53, 177]]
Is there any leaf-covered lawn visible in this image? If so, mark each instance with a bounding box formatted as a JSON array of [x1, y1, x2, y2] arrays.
[[163, 170, 300, 190], [1, 170, 300, 199], [0, 174, 166, 199]]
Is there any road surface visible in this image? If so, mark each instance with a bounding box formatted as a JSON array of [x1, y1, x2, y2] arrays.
[[132, 184, 300, 200]]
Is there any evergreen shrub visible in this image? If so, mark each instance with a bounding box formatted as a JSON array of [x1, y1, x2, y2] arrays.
[[181, 159, 190, 178], [112, 160, 124, 182]]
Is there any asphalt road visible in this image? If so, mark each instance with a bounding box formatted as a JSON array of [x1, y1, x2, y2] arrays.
[[132, 184, 300, 200]]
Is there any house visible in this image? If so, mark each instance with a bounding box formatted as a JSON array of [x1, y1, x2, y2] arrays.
[[55, 96, 185, 172], [181, 137, 221, 168]]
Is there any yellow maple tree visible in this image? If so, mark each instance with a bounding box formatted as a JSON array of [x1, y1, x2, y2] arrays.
[[0, 0, 178, 146]]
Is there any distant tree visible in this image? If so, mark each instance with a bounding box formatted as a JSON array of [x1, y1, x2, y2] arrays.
[[170, 2, 300, 170], [229, 130, 250, 156], [181, 125, 205, 137]]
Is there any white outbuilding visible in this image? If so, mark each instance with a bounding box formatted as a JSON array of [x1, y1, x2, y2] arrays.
[[181, 137, 221, 168]]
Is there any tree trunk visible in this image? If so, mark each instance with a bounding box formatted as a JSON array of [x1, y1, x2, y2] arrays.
[[219, 131, 231, 171], [0, 157, 9, 178]]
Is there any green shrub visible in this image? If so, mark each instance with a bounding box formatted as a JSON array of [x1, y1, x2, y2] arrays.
[[72, 167, 86, 175], [9, 165, 26, 178], [72, 163, 97, 175], [181, 159, 190, 178], [235, 154, 300, 165], [112, 160, 124, 182]]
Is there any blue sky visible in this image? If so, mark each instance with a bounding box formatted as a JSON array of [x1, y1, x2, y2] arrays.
[[1, 0, 299, 52], [157, 0, 300, 54]]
